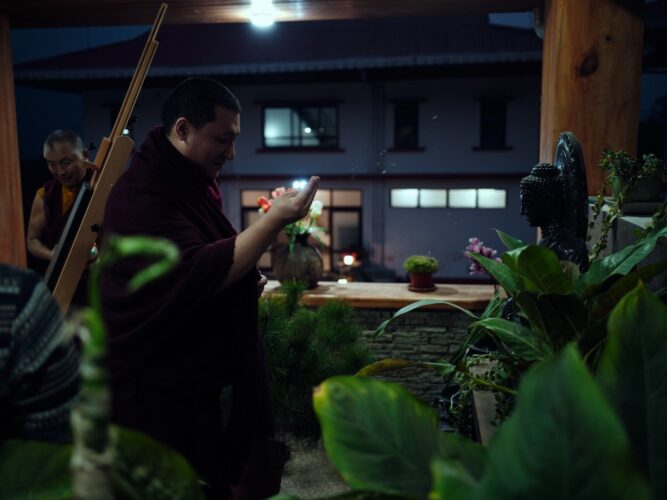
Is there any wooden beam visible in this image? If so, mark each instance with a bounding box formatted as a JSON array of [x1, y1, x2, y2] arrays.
[[0, 15, 26, 267], [2, 0, 541, 27], [539, 0, 644, 195]]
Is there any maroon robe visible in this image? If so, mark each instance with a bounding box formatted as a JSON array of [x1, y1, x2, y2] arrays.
[[100, 127, 272, 492], [30, 180, 75, 277]]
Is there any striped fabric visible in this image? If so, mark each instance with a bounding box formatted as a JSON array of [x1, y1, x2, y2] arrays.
[[0, 264, 80, 443]]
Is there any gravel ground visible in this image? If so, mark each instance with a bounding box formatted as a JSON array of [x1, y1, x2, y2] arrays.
[[278, 435, 350, 498]]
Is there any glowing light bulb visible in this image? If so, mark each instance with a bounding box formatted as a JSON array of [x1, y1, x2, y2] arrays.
[[343, 255, 355, 266], [292, 179, 307, 190], [250, 0, 275, 28]]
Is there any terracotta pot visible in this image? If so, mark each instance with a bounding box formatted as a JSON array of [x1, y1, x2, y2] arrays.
[[408, 272, 436, 292], [271, 233, 323, 289]]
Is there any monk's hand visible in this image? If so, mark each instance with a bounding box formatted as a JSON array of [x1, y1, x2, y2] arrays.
[[268, 176, 319, 226], [257, 273, 268, 298]]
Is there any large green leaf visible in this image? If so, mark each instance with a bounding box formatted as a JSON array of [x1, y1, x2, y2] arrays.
[[578, 226, 667, 291], [0, 427, 204, 500], [535, 293, 588, 347], [112, 427, 205, 500], [597, 284, 667, 499], [591, 261, 667, 320], [0, 439, 72, 499], [495, 230, 527, 251], [471, 317, 550, 361], [470, 253, 524, 295], [515, 245, 574, 294], [429, 458, 480, 500], [374, 299, 479, 338], [477, 345, 651, 500], [313, 376, 484, 498]]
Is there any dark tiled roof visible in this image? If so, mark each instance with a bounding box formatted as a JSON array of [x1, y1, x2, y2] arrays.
[[14, 15, 543, 81]]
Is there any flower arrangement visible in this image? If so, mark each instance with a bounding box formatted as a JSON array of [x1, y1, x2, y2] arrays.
[[464, 237, 501, 275], [402, 255, 439, 274], [258, 186, 325, 253]]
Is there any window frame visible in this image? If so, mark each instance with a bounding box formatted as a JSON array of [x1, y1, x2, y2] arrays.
[[389, 188, 507, 209], [259, 101, 342, 152], [474, 98, 512, 151], [390, 99, 425, 152]]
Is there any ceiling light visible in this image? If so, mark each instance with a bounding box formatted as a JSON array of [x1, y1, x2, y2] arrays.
[[250, 0, 275, 28]]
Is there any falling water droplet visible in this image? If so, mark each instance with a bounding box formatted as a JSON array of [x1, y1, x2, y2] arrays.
[[381, 170, 387, 175], [432, 115, 439, 120]]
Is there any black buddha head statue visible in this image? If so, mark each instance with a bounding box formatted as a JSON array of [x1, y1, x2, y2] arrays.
[[520, 162, 563, 228]]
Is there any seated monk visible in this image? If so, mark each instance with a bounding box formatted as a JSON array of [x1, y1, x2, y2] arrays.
[[26, 130, 94, 305]]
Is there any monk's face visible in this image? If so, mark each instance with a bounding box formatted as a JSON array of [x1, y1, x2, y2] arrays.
[[44, 142, 87, 188], [176, 105, 240, 179]]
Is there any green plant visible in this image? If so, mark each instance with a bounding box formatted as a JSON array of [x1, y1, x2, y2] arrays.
[[589, 150, 666, 260], [403, 255, 439, 274], [366, 227, 667, 434], [295, 283, 665, 499], [0, 235, 205, 500], [261, 281, 373, 439]]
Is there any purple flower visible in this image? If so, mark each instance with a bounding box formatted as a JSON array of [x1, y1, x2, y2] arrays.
[[464, 237, 501, 276]]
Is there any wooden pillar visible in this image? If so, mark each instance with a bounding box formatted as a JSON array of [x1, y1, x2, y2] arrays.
[[0, 15, 26, 267], [539, 0, 644, 195]]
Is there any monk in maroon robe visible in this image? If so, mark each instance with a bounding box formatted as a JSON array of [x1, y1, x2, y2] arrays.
[[26, 130, 90, 277], [100, 77, 318, 499]]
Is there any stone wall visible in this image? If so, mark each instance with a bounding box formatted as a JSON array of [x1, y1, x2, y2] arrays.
[[350, 308, 475, 405]]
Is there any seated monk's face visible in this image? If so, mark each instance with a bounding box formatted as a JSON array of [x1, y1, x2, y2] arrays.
[[44, 142, 87, 188]]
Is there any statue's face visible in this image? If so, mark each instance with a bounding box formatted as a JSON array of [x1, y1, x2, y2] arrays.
[[520, 185, 553, 227]]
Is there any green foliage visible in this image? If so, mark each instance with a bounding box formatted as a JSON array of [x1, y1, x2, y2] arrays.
[[312, 341, 656, 499], [590, 151, 666, 259], [597, 283, 667, 499], [368, 228, 667, 439], [0, 427, 204, 500], [599, 149, 665, 179], [262, 287, 372, 439], [313, 376, 485, 498], [475, 344, 650, 500], [301, 279, 667, 500], [402, 255, 439, 274]]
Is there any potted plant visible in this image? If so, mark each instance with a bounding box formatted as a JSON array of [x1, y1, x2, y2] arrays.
[[599, 150, 665, 203], [590, 150, 666, 259], [402, 255, 439, 292]]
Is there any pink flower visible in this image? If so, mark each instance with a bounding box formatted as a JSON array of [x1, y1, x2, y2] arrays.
[[464, 237, 501, 276]]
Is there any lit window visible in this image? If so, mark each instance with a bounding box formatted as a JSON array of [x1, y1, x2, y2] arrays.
[[419, 189, 447, 208], [391, 189, 419, 208], [449, 189, 477, 208], [477, 188, 507, 208], [262, 105, 338, 149]]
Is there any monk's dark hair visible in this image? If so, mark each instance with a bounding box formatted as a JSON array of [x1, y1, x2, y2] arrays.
[[43, 129, 85, 155], [161, 77, 241, 132]]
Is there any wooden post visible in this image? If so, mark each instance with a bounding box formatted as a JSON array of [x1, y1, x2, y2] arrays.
[[539, 0, 644, 195], [0, 15, 26, 267]]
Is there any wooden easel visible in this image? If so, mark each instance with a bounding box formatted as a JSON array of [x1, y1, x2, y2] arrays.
[[46, 3, 168, 313]]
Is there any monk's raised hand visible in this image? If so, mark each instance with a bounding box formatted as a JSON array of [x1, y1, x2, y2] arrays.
[[269, 176, 319, 225]]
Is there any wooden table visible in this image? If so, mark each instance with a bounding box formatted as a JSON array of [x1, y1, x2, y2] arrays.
[[263, 280, 495, 311]]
